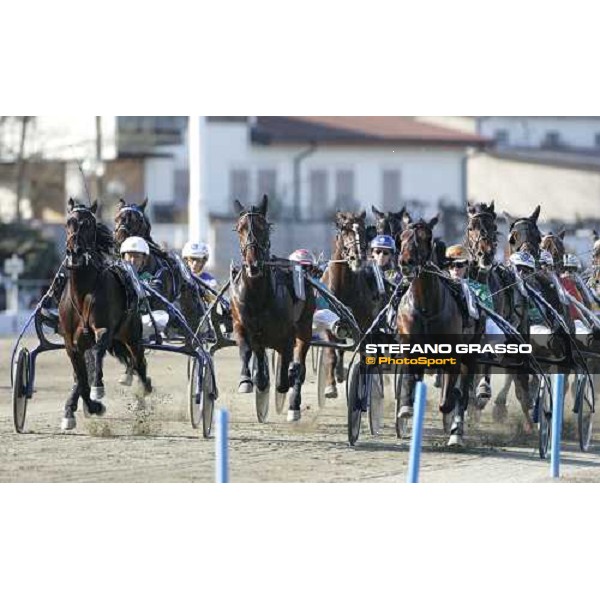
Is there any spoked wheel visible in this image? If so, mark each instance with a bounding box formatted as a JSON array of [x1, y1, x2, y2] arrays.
[[576, 373, 594, 452], [12, 347, 30, 434], [272, 351, 286, 415], [348, 363, 371, 446], [368, 369, 384, 436], [252, 354, 270, 424], [188, 357, 215, 438], [310, 346, 318, 374], [394, 366, 410, 438], [536, 375, 552, 459], [316, 347, 328, 409]]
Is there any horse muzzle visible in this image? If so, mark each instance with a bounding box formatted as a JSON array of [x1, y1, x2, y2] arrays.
[[245, 262, 262, 278]]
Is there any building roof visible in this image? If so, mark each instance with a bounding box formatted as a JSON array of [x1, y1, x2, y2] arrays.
[[251, 116, 489, 148], [489, 147, 600, 172]]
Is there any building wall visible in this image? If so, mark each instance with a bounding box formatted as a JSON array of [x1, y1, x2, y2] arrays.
[[479, 117, 600, 149], [468, 152, 600, 221], [203, 121, 466, 219]]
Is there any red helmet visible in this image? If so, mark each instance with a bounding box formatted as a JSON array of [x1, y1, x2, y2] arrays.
[[288, 248, 315, 267]]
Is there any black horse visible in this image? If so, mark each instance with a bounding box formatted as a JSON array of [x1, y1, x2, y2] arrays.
[[58, 199, 151, 430]]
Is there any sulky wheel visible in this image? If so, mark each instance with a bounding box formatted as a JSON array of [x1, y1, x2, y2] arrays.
[[576, 373, 594, 452], [368, 369, 384, 436], [316, 347, 328, 409], [536, 375, 552, 459], [348, 362, 371, 446], [12, 347, 30, 434], [310, 345, 318, 374], [394, 366, 410, 438], [252, 354, 270, 424], [272, 351, 286, 415], [202, 365, 216, 439], [188, 357, 216, 438]]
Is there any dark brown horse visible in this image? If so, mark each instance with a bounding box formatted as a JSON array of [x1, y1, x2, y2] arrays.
[[371, 205, 406, 248], [465, 201, 530, 419], [396, 215, 483, 446], [230, 195, 315, 422], [58, 199, 151, 430], [321, 210, 385, 398]]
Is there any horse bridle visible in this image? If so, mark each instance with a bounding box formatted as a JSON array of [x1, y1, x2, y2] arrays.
[[400, 222, 433, 276], [509, 218, 541, 255], [466, 211, 497, 268], [236, 210, 271, 266], [336, 222, 366, 267], [66, 206, 98, 264], [115, 205, 148, 240]]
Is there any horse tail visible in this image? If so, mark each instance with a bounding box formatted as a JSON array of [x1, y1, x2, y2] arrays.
[[110, 340, 133, 368]]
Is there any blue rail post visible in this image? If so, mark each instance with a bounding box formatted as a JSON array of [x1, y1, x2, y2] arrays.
[[551, 373, 565, 478], [407, 381, 427, 483], [216, 408, 229, 483]]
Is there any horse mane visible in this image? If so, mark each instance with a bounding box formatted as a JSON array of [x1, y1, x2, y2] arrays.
[[96, 221, 115, 255]]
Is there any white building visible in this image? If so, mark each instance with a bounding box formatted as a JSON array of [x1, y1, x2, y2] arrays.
[[469, 117, 600, 223]]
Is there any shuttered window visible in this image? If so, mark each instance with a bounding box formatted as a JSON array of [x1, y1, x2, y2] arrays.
[[309, 170, 328, 219], [382, 170, 401, 212]]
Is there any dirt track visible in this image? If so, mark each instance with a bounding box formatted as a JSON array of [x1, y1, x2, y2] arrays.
[[2, 337, 600, 482]]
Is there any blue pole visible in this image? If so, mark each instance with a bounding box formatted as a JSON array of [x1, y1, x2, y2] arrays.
[[407, 381, 427, 483], [551, 373, 565, 478], [216, 408, 229, 483]]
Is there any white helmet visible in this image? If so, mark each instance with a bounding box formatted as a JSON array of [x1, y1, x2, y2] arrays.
[[593, 239, 600, 254], [182, 241, 210, 260], [563, 253, 581, 270], [288, 248, 315, 267], [120, 236, 149, 256], [539, 250, 554, 267], [509, 251, 535, 271]]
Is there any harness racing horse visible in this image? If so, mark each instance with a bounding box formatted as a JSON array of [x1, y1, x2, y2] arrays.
[[396, 215, 484, 447], [58, 199, 151, 430], [465, 201, 529, 419], [321, 210, 386, 399], [371, 205, 406, 248], [230, 195, 315, 422]]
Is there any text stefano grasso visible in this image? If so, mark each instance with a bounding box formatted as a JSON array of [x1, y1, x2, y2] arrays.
[[364, 343, 533, 355]]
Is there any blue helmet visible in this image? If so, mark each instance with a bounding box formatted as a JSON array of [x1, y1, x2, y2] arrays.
[[370, 234, 396, 252]]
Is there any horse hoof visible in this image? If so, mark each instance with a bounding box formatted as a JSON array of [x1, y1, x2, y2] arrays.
[[61, 417, 76, 431], [119, 372, 133, 386], [286, 409, 301, 423], [143, 378, 153, 396], [238, 381, 253, 393], [398, 406, 413, 419], [324, 385, 338, 398], [90, 402, 106, 417], [448, 434, 464, 447], [90, 386, 105, 401]]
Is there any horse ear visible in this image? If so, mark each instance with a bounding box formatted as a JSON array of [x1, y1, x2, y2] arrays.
[[403, 211, 413, 226], [429, 214, 440, 229], [67, 197, 75, 212], [530, 205, 541, 223], [139, 197, 148, 212], [359, 209, 366, 220], [502, 210, 515, 225], [259, 194, 268, 215], [489, 200, 495, 213], [593, 230, 599, 242], [467, 200, 476, 214], [117, 198, 126, 208], [558, 229, 566, 240], [371, 205, 384, 218], [234, 199, 245, 215], [90, 200, 98, 214]]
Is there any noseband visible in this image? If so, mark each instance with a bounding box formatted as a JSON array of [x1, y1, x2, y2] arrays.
[[466, 212, 497, 262], [336, 222, 366, 266], [509, 218, 540, 255], [66, 206, 98, 267], [236, 211, 271, 265]]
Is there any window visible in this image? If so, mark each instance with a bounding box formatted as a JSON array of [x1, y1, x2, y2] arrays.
[[382, 170, 401, 212], [595, 133, 600, 149], [335, 170, 355, 207], [257, 169, 277, 199], [543, 131, 562, 148], [230, 169, 250, 205], [174, 169, 189, 204], [494, 129, 509, 145], [309, 170, 328, 219]]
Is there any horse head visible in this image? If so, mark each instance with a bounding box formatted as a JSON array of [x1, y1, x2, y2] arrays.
[[335, 209, 367, 271], [65, 198, 101, 269], [507, 205, 542, 259], [399, 214, 439, 275], [466, 200, 498, 269], [234, 194, 271, 278], [371, 205, 406, 248], [114, 197, 151, 247], [540, 229, 566, 271]]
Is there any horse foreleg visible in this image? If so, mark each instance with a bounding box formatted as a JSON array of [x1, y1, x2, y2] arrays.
[[323, 345, 338, 398], [448, 367, 472, 447], [254, 347, 269, 392], [125, 341, 152, 397], [90, 327, 108, 401], [514, 373, 533, 433], [238, 334, 253, 393], [277, 341, 293, 394], [287, 339, 310, 422], [493, 373, 513, 422]]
